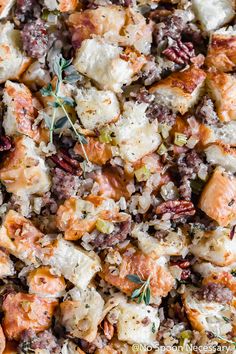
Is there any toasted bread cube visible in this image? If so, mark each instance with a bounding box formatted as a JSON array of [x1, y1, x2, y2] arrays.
[[200, 121, 236, 146], [114, 101, 161, 162], [68, 6, 126, 48], [0, 211, 101, 288], [44, 0, 77, 12], [27, 266, 66, 298], [73, 138, 112, 165], [75, 87, 120, 130], [132, 225, 189, 258], [207, 71, 236, 122], [192, 0, 235, 32], [0, 210, 45, 266], [116, 301, 160, 345], [61, 340, 85, 353], [182, 286, 232, 335], [0, 136, 51, 196], [149, 66, 206, 115], [202, 271, 236, 296], [199, 167, 236, 226], [0, 250, 14, 279], [69, 6, 152, 54], [206, 27, 236, 72], [101, 248, 174, 300], [191, 227, 236, 266], [0, 22, 31, 84], [94, 167, 131, 201], [2, 292, 58, 341], [60, 287, 104, 342], [3, 81, 40, 139], [45, 238, 101, 289], [73, 38, 146, 92], [205, 143, 236, 173], [56, 195, 128, 241], [0, 0, 15, 19], [21, 61, 51, 90]]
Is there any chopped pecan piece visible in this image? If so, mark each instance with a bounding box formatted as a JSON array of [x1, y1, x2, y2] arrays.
[[102, 319, 114, 340], [155, 200, 195, 219], [49, 150, 82, 176], [163, 40, 195, 65]]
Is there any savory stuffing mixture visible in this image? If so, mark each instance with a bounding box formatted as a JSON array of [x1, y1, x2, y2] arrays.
[[1, 0, 236, 353]]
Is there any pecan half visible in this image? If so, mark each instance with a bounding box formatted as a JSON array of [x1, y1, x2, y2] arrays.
[[163, 40, 195, 65], [50, 150, 82, 176], [102, 319, 114, 340], [0, 136, 12, 152], [155, 200, 195, 219], [170, 259, 190, 269]]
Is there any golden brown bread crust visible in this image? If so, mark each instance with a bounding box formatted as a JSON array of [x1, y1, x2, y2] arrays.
[[3, 81, 41, 140], [59, 0, 78, 12], [149, 66, 206, 95], [203, 271, 236, 296], [2, 292, 58, 340], [101, 248, 174, 297], [68, 6, 125, 47], [27, 266, 66, 297], [74, 138, 112, 165], [207, 70, 236, 121], [206, 32, 236, 72], [199, 168, 236, 226]]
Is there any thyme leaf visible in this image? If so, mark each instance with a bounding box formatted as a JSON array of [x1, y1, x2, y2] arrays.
[[126, 274, 152, 305], [40, 54, 89, 162]]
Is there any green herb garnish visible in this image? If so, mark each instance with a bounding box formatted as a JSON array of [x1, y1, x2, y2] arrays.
[[223, 316, 230, 323], [126, 274, 152, 305], [231, 270, 236, 277], [40, 55, 89, 162], [212, 333, 236, 349], [151, 322, 156, 333]]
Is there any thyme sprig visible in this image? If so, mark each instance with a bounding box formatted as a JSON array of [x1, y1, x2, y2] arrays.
[[126, 274, 152, 305], [40, 55, 89, 163], [213, 333, 236, 349]]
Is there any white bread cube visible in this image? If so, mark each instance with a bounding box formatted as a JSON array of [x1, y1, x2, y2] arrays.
[[73, 38, 145, 92], [207, 71, 236, 122], [3, 81, 40, 140], [200, 121, 236, 146], [182, 286, 232, 335], [69, 6, 152, 54], [206, 26, 236, 72], [45, 238, 101, 289], [149, 66, 206, 115], [132, 224, 189, 258], [21, 61, 51, 90], [205, 143, 236, 173], [116, 301, 160, 345], [60, 287, 104, 342], [0, 250, 14, 278], [0, 211, 101, 288], [0, 22, 31, 84], [113, 101, 161, 162], [192, 0, 235, 32], [75, 87, 120, 130], [0, 136, 51, 196], [0, 0, 15, 19], [44, 0, 77, 12], [0, 210, 46, 266], [191, 226, 236, 266], [198, 167, 236, 227]]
